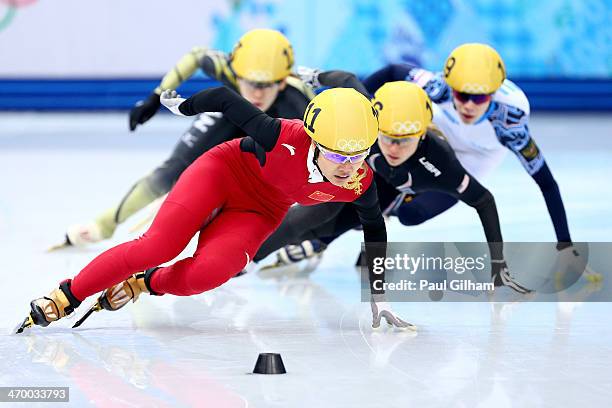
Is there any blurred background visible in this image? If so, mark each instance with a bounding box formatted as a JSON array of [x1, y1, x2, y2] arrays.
[[1, 0, 610, 111]]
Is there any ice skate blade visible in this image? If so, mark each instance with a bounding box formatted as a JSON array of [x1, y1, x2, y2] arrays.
[[14, 315, 34, 334], [72, 302, 102, 328], [258, 256, 322, 281], [46, 237, 72, 252]]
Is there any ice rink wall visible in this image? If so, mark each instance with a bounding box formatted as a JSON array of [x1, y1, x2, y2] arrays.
[[0, 0, 610, 110]]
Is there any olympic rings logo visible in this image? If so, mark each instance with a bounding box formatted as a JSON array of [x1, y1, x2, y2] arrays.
[[244, 69, 273, 82], [391, 120, 422, 135], [460, 83, 490, 93], [336, 138, 367, 152]]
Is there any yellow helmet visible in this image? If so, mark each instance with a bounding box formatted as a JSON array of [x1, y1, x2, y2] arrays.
[[373, 81, 432, 138], [443, 43, 506, 94], [303, 88, 379, 154], [230, 28, 294, 83]]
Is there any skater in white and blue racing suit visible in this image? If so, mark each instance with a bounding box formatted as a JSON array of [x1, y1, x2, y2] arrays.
[[363, 43, 572, 250]]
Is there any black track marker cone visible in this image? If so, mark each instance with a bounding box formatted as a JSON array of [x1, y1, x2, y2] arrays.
[[253, 353, 286, 374]]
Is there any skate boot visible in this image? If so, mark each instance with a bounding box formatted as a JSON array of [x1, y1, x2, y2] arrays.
[[258, 240, 327, 280], [278, 239, 327, 265], [98, 269, 158, 311], [16, 280, 82, 333], [72, 268, 160, 328], [48, 222, 106, 251], [260, 239, 327, 271]]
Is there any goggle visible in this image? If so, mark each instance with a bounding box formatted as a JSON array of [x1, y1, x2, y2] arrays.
[[379, 133, 417, 145], [239, 78, 282, 90], [316, 143, 370, 164], [452, 90, 492, 105]]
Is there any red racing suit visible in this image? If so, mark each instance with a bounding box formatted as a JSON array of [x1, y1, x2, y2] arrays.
[[70, 87, 386, 300]]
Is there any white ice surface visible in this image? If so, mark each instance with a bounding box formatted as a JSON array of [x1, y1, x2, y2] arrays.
[[0, 112, 611, 407]]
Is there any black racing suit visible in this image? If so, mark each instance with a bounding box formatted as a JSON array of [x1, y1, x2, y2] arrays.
[[254, 128, 504, 263]]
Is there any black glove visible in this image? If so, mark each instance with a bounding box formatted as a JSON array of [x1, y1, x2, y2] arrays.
[[129, 92, 162, 131], [239, 137, 267, 166], [556, 241, 574, 251]]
